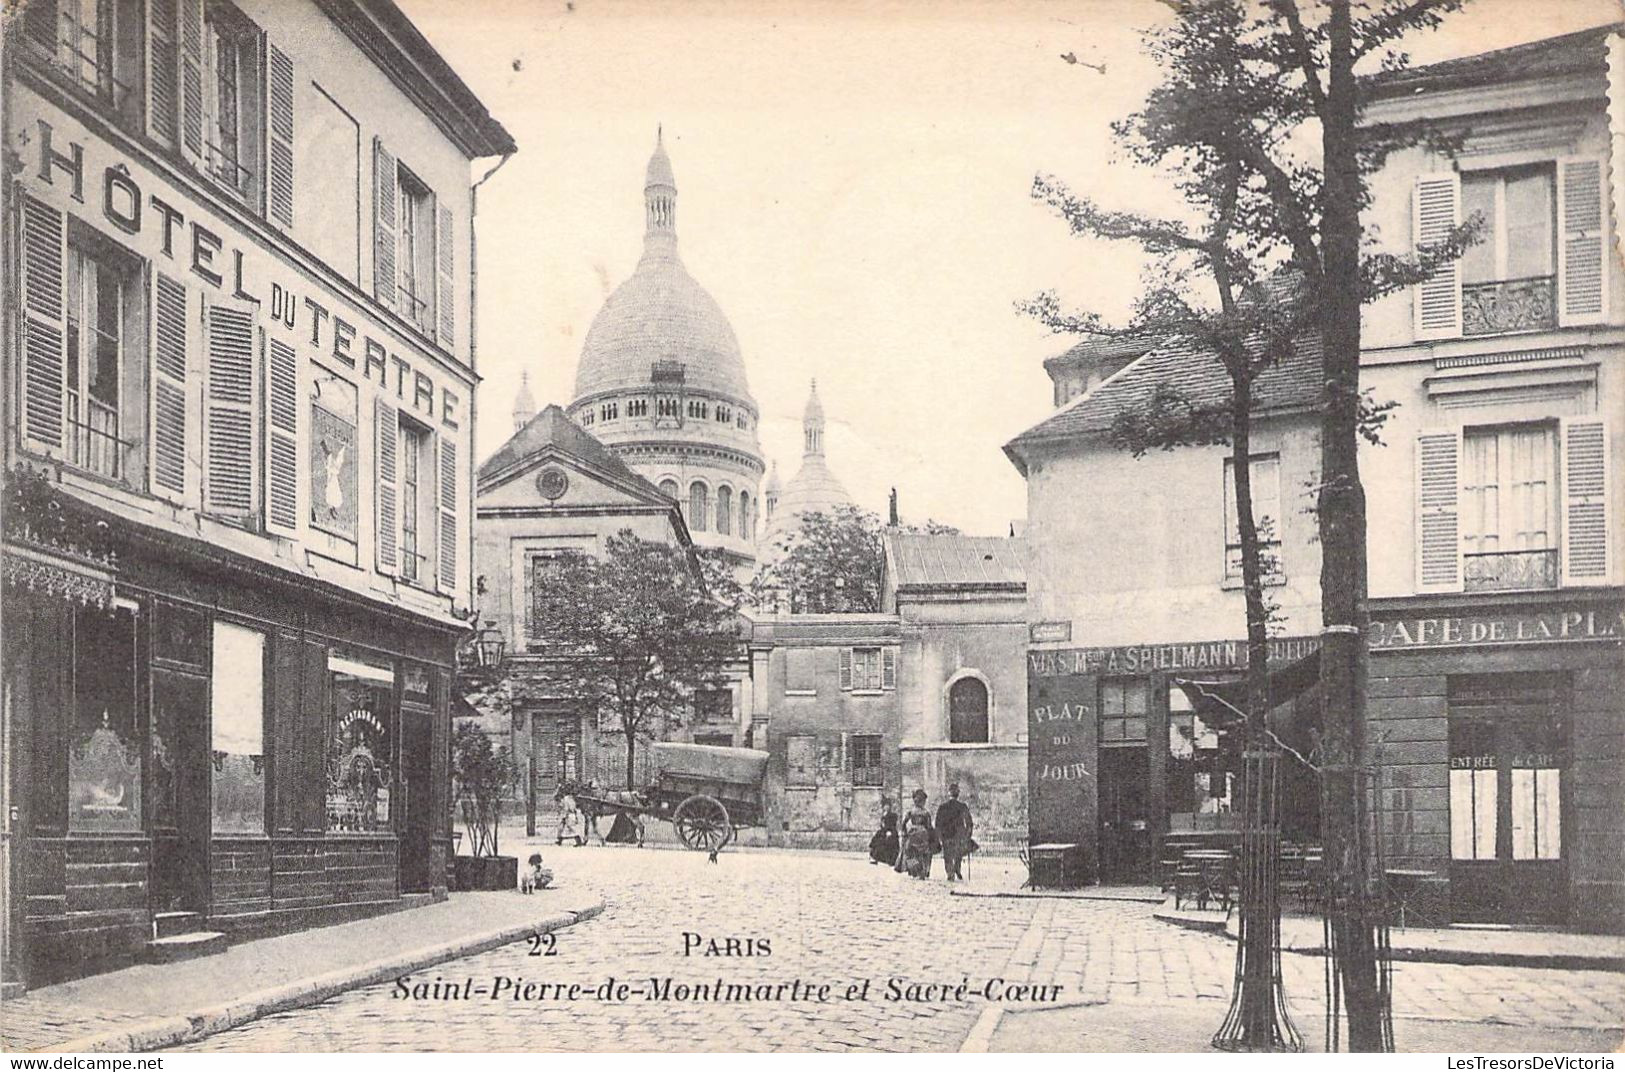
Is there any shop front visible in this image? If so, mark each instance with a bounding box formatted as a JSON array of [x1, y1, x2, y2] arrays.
[[3, 482, 457, 985], [1369, 591, 1624, 932], [1027, 635, 1322, 885]]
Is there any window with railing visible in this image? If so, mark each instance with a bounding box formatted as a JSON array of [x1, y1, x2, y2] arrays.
[[1461, 166, 1557, 337], [398, 421, 431, 585], [1462, 424, 1559, 591], [25, 0, 144, 128], [203, 2, 262, 201], [396, 168, 436, 336], [66, 241, 131, 480]]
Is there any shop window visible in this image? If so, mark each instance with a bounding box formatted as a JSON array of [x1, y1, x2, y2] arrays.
[[948, 676, 990, 743], [1461, 424, 1558, 591], [1448, 719, 1498, 861], [1099, 678, 1149, 744], [1222, 454, 1282, 582], [203, 1, 263, 202], [327, 664, 394, 831], [25, 0, 145, 129], [786, 734, 816, 787], [850, 734, 884, 787], [69, 603, 140, 832], [65, 234, 142, 482], [396, 166, 435, 334], [1167, 687, 1229, 828], [210, 620, 265, 834], [1448, 674, 1567, 865]]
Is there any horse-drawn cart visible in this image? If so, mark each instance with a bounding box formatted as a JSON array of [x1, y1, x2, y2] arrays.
[[569, 742, 769, 854]]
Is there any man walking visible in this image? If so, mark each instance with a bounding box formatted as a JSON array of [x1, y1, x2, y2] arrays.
[[935, 782, 974, 882]]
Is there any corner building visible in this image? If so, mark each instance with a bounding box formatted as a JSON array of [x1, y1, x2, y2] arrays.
[[1, 0, 514, 986]]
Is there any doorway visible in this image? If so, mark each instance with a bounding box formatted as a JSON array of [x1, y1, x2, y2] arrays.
[[531, 713, 581, 796], [150, 671, 211, 913], [1447, 674, 1568, 926], [1098, 746, 1152, 882], [399, 702, 434, 891]]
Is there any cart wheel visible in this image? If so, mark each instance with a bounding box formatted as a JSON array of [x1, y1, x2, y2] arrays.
[[673, 795, 732, 853]]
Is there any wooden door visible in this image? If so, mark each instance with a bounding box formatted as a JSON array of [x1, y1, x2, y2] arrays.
[[399, 703, 434, 891], [1098, 746, 1153, 882]]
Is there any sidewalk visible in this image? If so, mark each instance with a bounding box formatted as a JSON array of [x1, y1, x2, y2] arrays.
[[0, 888, 603, 1054], [1153, 898, 1625, 971]]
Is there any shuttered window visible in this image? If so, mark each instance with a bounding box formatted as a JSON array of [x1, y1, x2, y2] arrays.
[[437, 435, 458, 595], [266, 43, 295, 230], [1415, 430, 1463, 591], [148, 0, 180, 147], [1557, 158, 1608, 326], [179, 0, 204, 163], [374, 397, 399, 574], [203, 299, 257, 518], [1413, 174, 1463, 340], [436, 203, 455, 347], [150, 273, 189, 499], [373, 138, 398, 308], [1561, 418, 1610, 584], [264, 336, 299, 534], [20, 197, 68, 454], [842, 648, 891, 692]]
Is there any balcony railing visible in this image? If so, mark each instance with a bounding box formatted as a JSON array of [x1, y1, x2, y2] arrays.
[[1464, 548, 1559, 592], [1463, 275, 1556, 337], [398, 285, 434, 336], [204, 141, 254, 200]]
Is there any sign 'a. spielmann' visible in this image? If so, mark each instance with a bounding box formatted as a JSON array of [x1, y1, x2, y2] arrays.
[[1028, 636, 1320, 677]]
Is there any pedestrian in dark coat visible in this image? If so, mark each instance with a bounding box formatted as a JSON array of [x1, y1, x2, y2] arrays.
[[935, 782, 974, 882]]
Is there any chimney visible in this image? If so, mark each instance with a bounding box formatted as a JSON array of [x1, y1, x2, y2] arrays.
[[888, 488, 899, 527]]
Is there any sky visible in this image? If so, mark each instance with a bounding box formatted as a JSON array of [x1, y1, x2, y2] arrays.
[[399, 0, 1620, 537]]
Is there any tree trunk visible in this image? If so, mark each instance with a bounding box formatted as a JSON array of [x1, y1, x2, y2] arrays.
[[624, 725, 638, 791], [1318, 0, 1387, 1051]]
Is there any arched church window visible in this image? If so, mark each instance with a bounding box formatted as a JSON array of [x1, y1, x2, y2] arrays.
[[949, 677, 990, 744], [659, 478, 678, 502], [601, 401, 618, 421], [716, 404, 731, 423], [628, 399, 648, 418], [716, 486, 732, 535], [689, 482, 709, 531], [738, 491, 752, 539], [688, 399, 708, 420]]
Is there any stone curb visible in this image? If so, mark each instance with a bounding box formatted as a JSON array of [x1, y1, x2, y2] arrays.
[[43, 900, 605, 1054], [960, 899, 1054, 1053]]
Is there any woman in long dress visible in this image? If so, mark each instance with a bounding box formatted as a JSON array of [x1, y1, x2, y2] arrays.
[[896, 790, 935, 879]]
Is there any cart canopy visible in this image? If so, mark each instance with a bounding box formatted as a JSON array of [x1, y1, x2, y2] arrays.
[[650, 742, 769, 788]]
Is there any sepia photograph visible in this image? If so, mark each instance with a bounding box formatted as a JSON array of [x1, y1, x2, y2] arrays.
[[0, 0, 1621, 1057]]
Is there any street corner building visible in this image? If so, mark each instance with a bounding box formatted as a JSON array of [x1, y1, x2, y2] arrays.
[[0, 0, 515, 988], [1004, 25, 1624, 930]]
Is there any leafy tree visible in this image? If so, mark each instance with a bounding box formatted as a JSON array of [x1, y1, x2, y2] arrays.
[[452, 720, 516, 858], [529, 530, 744, 788], [1023, 0, 1478, 1051], [752, 505, 961, 613]]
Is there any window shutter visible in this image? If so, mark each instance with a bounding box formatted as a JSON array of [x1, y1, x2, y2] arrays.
[[19, 196, 67, 454], [1413, 174, 1463, 340], [372, 138, 398, 308], [150, 272, 190, 500], [375, 397, 399, 575], [266, 43, 296, 231], [436, 434, 458, 595], [178, 0, 204, 163], [1416, 430, 1463, 591], [838, 648, 852, 691], [1561, 417, 1610, 584], [204, 300, 258, 518], [264, 336, 299, 534], [436, 201, 455, 348], [1557, 158, 1607, 326], [882, 647, 897, 691], [146, 0, 179, 148]]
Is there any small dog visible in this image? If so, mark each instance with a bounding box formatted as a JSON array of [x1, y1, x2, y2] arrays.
[[520, 853, 554, 894]]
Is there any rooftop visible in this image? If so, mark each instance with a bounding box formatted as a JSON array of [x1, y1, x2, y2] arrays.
[[478, 404, 668, 503], [1364, 22, 1619, 101], [886, 533, 1026, 590]]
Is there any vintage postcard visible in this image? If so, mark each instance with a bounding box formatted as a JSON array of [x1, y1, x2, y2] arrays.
[[0, 0, 1622, 1057]]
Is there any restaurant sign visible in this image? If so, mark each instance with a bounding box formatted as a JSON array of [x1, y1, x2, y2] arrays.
[[1368, 606, 1625, 651], [1028, 635, 1320, 677]]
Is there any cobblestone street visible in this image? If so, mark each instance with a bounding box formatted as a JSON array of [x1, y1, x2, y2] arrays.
[[172, 844, 1625, 1053]]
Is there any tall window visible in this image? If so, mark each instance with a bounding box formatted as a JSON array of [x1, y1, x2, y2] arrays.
[[688, 399, 708, 419], [69, 604, 140, 832], [716, 403, 731, 423], [850, 734, 884, 787], [688, 482, 709, 532], [203, 2, 261, 198], [211, 621, 265, 834], [600, 401, 618, 422], [1100, 679, 1148, 744], [659, 478, 678, 502], [716, 486, 732, 536], [627, 399, 647, 418], [26, 0, 144, 125], [1460, 166, 1557, 335], [851, 648, 882, 691], [1222, 454, 1282, 582], [948, 677, 990, 744], [66, 241, 131, 479], [399, 422, 429, 583], [738, 491, 752, 539], [328, 666, 394, 832], [396, 168, 435, 334], [1462, 424, 1558, 591]]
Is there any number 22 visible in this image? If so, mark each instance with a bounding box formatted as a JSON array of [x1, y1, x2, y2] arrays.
[[528, 932, 558, 957]]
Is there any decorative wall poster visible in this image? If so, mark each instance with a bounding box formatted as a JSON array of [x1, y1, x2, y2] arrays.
[[311, 400, 359, 539]]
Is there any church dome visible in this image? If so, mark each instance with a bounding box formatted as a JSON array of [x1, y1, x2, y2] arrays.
[[572, 132, 754, 404], [764, 380, 854, 544]]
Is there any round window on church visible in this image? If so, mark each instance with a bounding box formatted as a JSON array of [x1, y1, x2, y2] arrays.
[[537, 467, 570, 501]]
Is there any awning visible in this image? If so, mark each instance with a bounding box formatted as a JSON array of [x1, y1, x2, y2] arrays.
[[1173, 647, 1321, 731]]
